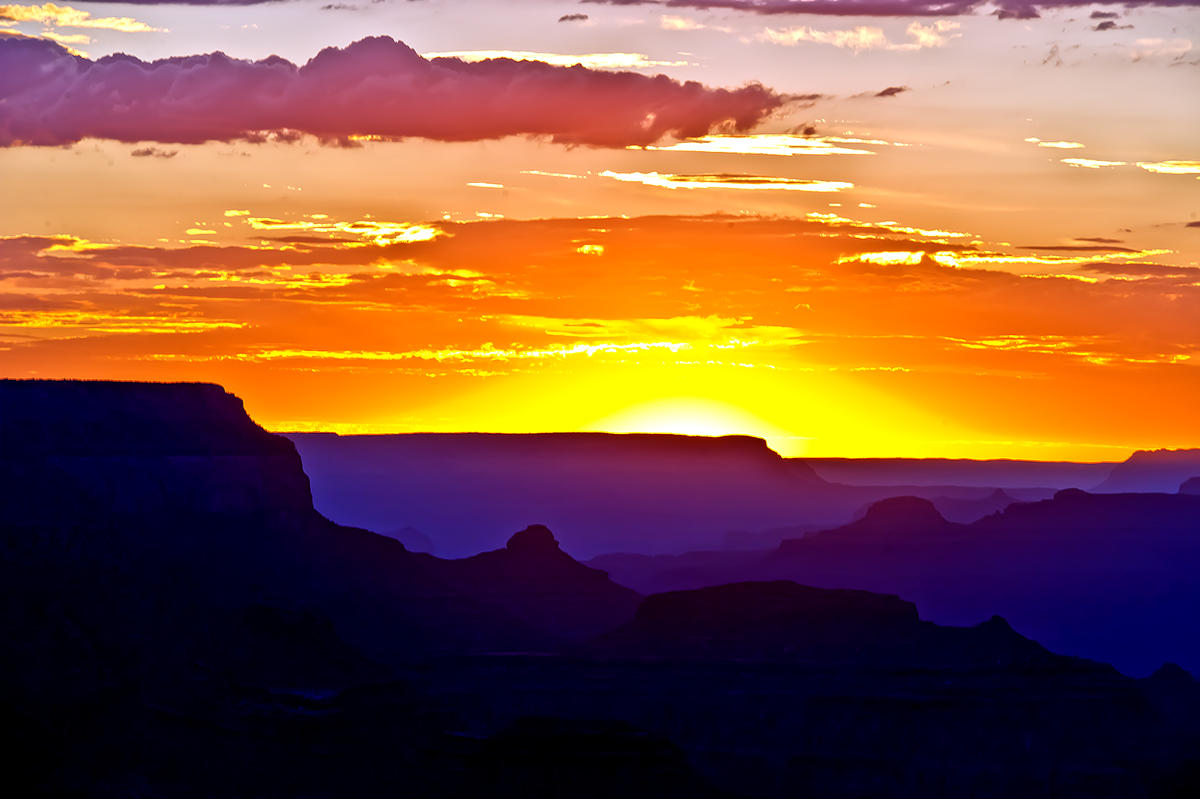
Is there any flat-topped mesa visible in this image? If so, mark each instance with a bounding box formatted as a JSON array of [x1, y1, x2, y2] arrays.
[[286, 430, 833, 557], [0, 380, 313, 526], [0, 379, 291, 456]]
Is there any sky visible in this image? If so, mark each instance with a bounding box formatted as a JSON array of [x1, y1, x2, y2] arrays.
[[1, 0, 1197, 459]]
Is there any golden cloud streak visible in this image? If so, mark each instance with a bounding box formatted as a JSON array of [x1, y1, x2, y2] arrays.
[[1137, 160, 1200, 175], [0, 310, 242, 333], [632, 133, 899, 156], [1061, 158, 1127, 168], [242, 215, 444, 246], [837, 251, 925, 266], [1025, 138, 1085, 149], [0, 3, 160, 33], [601, 171, 853, 192]]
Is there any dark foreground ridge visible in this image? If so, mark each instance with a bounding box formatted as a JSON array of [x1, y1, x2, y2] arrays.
[[595, 489, 1200, 675], [4, 380, 1200, 798]]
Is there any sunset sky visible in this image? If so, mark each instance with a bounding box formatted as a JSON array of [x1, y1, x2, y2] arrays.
[[1, 0, 1197, 458]]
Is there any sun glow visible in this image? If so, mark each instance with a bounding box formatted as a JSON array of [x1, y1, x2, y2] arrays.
[[585, 397, 798, 449]]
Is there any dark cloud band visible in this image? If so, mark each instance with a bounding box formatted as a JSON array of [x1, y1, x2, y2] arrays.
[[0, 35, 784, 147]]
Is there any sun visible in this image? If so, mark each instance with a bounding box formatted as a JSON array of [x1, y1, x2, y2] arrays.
[[584, 397, 798, 449]]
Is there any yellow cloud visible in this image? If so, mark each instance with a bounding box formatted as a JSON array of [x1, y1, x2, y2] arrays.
[[633, 133, 902, 157], [1061, 158, 1127, 168], [601, 171, 853, 192], [1137, 160, 1200, 175], [0, 3, 160, 33], [760, 20, 958, 52], [0, 310, 241, 334], [241, 214, 445, 246], [1025, 138, 1085, 149], [837, 251, 925, 266]]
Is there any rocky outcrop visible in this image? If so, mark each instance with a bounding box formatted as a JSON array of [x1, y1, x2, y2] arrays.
[[0, 380, 644, 672], [450, 525, 642, 640], [0, 380, 312, 527], [592, 580, 1065, 669], [1093, 448, 1200, 493]]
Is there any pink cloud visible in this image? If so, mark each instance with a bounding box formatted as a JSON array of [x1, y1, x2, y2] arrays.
[[0, 35, 784, 147], [584, 0, 1199, 20]]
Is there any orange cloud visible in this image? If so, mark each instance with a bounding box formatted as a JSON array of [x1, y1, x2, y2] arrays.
[[1, 213, 1196, 458]]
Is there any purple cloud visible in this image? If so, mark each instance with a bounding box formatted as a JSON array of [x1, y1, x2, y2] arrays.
[[583, 0, 1199, 19], [0, 35, 784, 148]]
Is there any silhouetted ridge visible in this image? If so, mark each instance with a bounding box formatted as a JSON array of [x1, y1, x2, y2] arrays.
[[594, 580, 1064, 668], [0, 380, 643, 665], [456, 525, 641, 640], [0, 379, 291, 456], [1146, 662, 1197, 687], [778, 496, 952, 553], [286, 430, 836, 557], [857, 495, 949, 531], [1180, 477, 1200, 495], [507, 523, 561, 555], [1093, 447, 1200, 493]]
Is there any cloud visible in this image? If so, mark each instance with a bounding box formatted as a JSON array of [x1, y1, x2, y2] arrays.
[[760, 20, 959, 52], [578, 0, 1200, 21], [3, 214, 1195, 389], [420, 49, 689, 69], [632, 132, 904, 156], [580, 1, 1200, 19], [1061, 158, 1126, 168], [35, 0, 1200, 13], [558, 13, 589, 22], [1137, 160, 1200, 175], [660, 14, 732, 32], [0, 35, 784, 148], [130, 146, 176, 158], [600, 171, 854, 191], [0, 3, 160, 32], [1025, 137, 1085, 149], [875, 85, 909, 97]]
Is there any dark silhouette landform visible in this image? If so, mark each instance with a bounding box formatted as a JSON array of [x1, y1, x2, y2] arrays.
[[1093, 448, 1200, 493], [590, 491, 1200, 675], [800, 456, 1115, 489], [4, 380, 1200, 797], [286, 433, 1089, 557]]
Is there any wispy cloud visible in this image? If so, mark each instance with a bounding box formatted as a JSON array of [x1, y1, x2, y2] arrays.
[[631, 133, 904, 156], [601, 171, 853, 191], [760, 20, 960, 52], [1137, 160, 1200, 175], [1025, 137, 1085, 149], [660, 14, 732, 33], [1061, 158, 1126, 168], [422, 50, 689, 69]]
